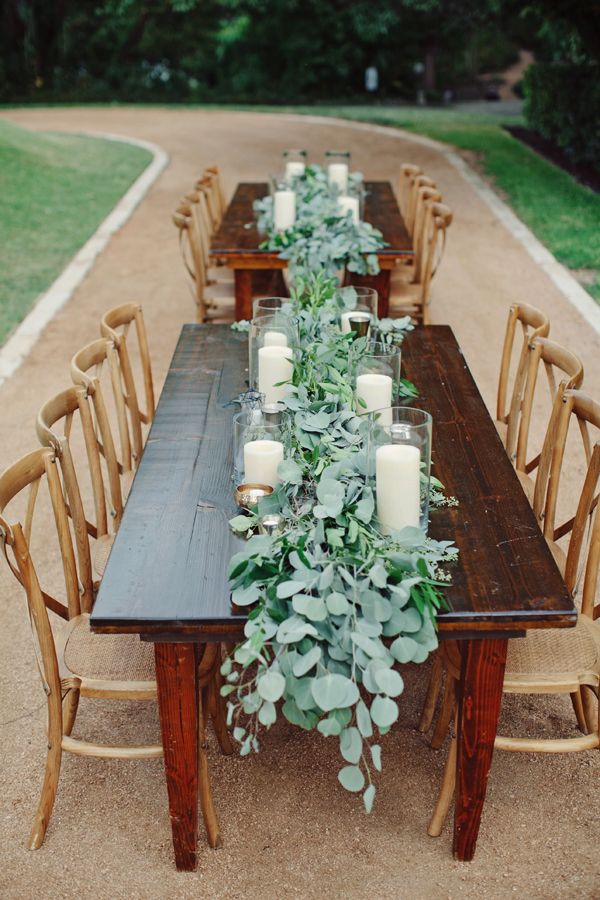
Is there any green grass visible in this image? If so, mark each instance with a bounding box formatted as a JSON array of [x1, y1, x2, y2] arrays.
[[0, 119, 151, 344], [246, 104, 600, 300]]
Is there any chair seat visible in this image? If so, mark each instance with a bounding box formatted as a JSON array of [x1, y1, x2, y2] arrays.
[[63, 614, 156, 683], [390, 263, 415, 285], [92, 533, 114, 578], [505, 615, 600, 686], [207, 266, 234, 285]]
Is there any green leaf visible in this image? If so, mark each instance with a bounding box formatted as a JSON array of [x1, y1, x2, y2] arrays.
[[373, 667, 405, 698], [370, 695, 399, 729], [277, 580, 307, 599], [355, 493, 374, 523], [363, 784, 376, 814], [292, 594, 328, 621], [232, 583, 261, 607], [325, 591, 350, 615], [340, 727, 362, 764], [292, 645, 322, 676], [389, 635, 419, 663], [356, 700, 373, 738], [370, 744, 382, 772], [311, 674, 359, 711], [257, 670, 285, 703], [317, 716, 343, 737], [277, 458, 303, 484], [351, 632, 386, 659], [338, 765, 365, 793], [326, 527, 345, 548], [258, 700, 277, 726], [229, 514, 257, 533]]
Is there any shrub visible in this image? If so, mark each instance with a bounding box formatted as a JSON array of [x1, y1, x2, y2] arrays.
[[524, 61, 600, 169]]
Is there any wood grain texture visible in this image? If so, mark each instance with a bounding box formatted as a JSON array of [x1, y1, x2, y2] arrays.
[[91, 325, 575, 636], [154, 642, 199, 871], [210, 182, 413, 262], [453, 638, 508, 861]]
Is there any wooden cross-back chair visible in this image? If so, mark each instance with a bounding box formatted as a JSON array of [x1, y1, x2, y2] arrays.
[[406, 174, 437, 236], [398, 163, 422, 223], [392, 185, 442, 285], [0, 448, 231, 850], [389, 201, 453, 325], [37, 385, 120, 584], [195, 169, 224, 232], [202, 164, 226, 222], [513, 336, 583, 502], [100, 303, 155, 465], [185, 189, 233, 286], [496, 302, 550, 455], [172, 203, 235, 323], [427, 388, 600, 838]]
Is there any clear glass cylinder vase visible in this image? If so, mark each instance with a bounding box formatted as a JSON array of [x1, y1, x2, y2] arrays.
[[248, 314, 298, 408]]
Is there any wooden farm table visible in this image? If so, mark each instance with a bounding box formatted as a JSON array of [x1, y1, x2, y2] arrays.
[[210, 182, 413, 320], [91, 324, 575, 871]]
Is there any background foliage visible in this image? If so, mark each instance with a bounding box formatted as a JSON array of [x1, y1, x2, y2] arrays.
[[3, 0, 596, 104]]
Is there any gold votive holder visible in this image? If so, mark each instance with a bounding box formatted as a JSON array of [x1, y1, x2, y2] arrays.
[[234, 483, 273, 511]]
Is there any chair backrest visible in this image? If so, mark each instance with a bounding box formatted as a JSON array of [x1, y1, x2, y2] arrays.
[[0, 448, 81, 701], [398, 163, 421, 221], [417, 201, 453, 323], [515, 336, 583, 477], [71, 338, 130, 519], [407, 175, 436, 235], [412, 186, 442, 283], [172, 203, 209, 322], [532, 389, 600, 619], [195, 175, 221, 232], [497, 303, 550, 453], [203, 164, 226, 220], [37, 387, 108, 611], [100, 303, 155, 464], [186, 190, 214, 273]]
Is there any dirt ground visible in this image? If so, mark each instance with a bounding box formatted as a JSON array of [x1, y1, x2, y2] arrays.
[[0, 108, 598, 900]]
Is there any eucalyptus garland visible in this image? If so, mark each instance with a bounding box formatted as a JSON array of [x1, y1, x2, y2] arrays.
[[254, 165, 386, 280], [223, 273, 457, 813]]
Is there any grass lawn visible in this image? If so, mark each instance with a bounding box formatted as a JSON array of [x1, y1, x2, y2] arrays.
[[0, 119, 151, 345], [249, 104, 600, 301]]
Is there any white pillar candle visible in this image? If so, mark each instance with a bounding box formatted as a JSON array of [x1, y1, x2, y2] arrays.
[[338, 195, 359, 224], [340, 311, 371, 334], [285, 161, 305, 180], [376, 444, 421, 534], [263, 330, 288, 347], [258, 345, 293, 405], [356, 373, 392, 425], [328, 163, 348, 192], [273, 189, 296, 231], [244, 440, 284, 488]]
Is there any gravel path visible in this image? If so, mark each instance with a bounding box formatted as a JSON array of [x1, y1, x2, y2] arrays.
[[0, 108, 598, 899]]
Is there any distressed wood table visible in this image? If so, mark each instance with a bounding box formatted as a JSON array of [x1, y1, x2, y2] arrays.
[[210, 182, 413, 320], [91, 324, 575, 871]]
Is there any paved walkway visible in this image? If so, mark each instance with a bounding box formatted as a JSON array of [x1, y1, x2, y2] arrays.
[[0, 108, 598, 899]]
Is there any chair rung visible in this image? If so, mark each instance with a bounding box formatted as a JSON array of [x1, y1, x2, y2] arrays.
[[62, 735, 163, 759]]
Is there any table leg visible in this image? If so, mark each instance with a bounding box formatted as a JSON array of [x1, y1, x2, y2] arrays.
[[234, 269, 253, 321], [155, 642, 199, 872], [453, 637, 507, 862]]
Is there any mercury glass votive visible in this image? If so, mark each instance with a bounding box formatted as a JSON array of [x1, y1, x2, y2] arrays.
[[339, 286, 378, 334]]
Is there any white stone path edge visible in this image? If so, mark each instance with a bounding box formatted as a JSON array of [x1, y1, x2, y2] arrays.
[[1, 112, 598, 388], [0, 132, 169, 386], [291, 113, 600, 335]]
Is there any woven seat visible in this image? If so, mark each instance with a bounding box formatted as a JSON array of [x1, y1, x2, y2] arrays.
[[63, 615, 156, 683], [92, 534, 114, 579], [505, 616, 600, 684]]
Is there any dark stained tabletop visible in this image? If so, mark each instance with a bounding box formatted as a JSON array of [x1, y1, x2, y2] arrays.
[[210, 182, 413, 260], [91, 325, 575, 638]]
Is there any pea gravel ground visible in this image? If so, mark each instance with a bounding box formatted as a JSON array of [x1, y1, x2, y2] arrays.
[[0, 108, 598, 900]]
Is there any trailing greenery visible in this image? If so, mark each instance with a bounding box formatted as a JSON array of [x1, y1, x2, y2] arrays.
[[224, 272, 457, 811], [0, 118, 151, 345], [254, 165, 384, 279], [524, 62, 600, 169]]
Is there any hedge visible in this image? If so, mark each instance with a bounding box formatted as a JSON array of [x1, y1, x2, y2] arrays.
[[524, 62, 600, 170]]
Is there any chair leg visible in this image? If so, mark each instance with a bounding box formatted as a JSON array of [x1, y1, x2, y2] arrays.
[[428, 724, 457, 837], [418, 654, 443, 733], [29, 691, 63, 850], [198, 687, 221, 849], [62, 687, 80, 737], [431, 676, 456, 750], [570, 689, 589, 734], [581, 685, 598, 735], [209, 670, 234, 756]]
